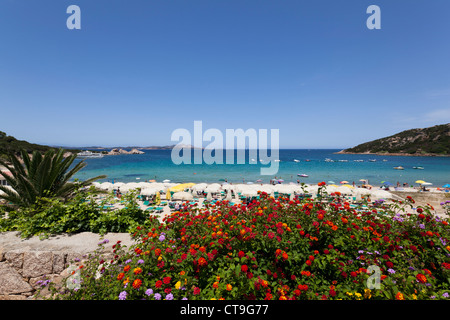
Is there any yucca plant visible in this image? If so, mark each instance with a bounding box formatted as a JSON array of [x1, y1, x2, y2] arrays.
[[0, 148, 106, 209]]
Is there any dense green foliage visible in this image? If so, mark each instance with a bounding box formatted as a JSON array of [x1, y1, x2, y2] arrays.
[[0, 188, 151, 238], [0, 131, 55, 159], [0, 148, 105, 210], [344, 123, 450, 155]]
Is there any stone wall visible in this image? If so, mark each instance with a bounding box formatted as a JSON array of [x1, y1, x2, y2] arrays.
[[0, 231, 133, 300], [0, 250, 87, 300]]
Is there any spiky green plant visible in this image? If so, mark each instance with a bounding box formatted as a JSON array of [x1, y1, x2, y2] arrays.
[[0, 148, 106, 209]]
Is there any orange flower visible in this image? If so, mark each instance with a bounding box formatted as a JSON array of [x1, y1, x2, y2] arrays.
[[133, 267, 142, 275], [395, 292, 404, 300], [123, 265, 131, 272], [332, 225, 338, 231], [132, 279, 142, 289], [213, 281, 219, 289], [117, 272, 124, 281], [226, 284, 233, 291]]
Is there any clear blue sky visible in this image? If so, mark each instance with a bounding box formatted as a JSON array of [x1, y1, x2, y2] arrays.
[[1, 0, 449, 148]]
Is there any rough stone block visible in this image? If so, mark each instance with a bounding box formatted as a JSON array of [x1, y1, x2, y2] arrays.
[[23, 251, 53, 278], [0, 262, 33, 295]]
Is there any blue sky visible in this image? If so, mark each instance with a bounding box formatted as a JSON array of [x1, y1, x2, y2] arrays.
[[0, 0, 449, 148]]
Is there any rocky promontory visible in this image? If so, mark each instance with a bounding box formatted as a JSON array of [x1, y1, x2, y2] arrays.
[[107, 148, 144, 155]]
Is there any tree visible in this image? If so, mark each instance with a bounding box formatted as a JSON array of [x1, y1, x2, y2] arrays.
[[0, 148, 106, 209]]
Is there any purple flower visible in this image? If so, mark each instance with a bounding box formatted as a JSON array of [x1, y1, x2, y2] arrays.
[[182, 297, 188, 300], [119, 291, 127, 300], [145, 288, 153, 296], [387, 268, 395, 274], [154, 293, 162, 300], [137, 259, 145, 264], [165, 293, 174, 300], [419, 224, 425, 229], [442, 292, 449, 298], [159, 234, 166, 242], [125, 259, 132, 264]]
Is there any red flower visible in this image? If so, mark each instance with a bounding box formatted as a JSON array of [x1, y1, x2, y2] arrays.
[[241, 265, 248, 272], [238, 251, 245, 258], [350, 271, 357, 278], [416, 273, 427, 283], [193, 287, 201, 295], [247, 272, 254, 279], [163, 276, 171, 284], [417, 208, 423, 214], [164, 287, 172, 294], [155, 280, 163, 288], [132, 279, 142, 289], [386, 261, 394, 268], [198, 257, 208, 267]]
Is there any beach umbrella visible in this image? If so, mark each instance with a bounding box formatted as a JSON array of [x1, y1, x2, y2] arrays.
[[340, 181, 349, 184], [163, 179, 171, 183], [141, 188, 158, 196], [342, 184, 354, 188], [98, 182, 113, 191], [205, 183, 221, 193], [415, 180, 426, 184], [206, 192, 212, 201], [359, 179, 368, 182], [278, 179, 284, 183], [382, 181, 392, 186], [327, 181, 336, 184], [443, 184, 450, 188], [422, 182, 432, 186], [172, 191, 194, 201]]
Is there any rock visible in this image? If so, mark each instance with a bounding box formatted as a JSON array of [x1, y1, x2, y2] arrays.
[[23, 251, 53, 278], [4, 251, 24, 269], [0, 262, 33, 295], [129, 148, 144, 154], [52, 252, 66, 274]]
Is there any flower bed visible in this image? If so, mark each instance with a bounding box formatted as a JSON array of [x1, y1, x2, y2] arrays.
[[47, 185, 450, 300]]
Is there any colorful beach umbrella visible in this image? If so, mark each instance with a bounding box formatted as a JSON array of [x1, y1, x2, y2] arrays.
[[415, 180, 426, 184], [443, 184, 450, 188], [340, 181, 349, 184]]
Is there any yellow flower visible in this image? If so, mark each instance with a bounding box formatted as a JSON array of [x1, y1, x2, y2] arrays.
[[175, 281, 181, 290], [412, 294, 417, 300], [364, 289, 372, 299], [158, 256, 162, 261], [346, 292, 353, 296]]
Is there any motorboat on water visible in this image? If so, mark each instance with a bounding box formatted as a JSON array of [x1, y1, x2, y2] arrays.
[[293, 159, 300, 162], [324, 158, 334, 162], [393, 166, 404, 170], [297, 174, 309, 177], [413, 166, 424, 170], [77, 150, 104, 158], [369, 159, 377, 162]]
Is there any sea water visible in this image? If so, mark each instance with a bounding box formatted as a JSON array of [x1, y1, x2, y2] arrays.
[[72, 149, 450, 187]]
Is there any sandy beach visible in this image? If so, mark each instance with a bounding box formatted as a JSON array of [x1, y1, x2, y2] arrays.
[[91, 181, 450, 220]]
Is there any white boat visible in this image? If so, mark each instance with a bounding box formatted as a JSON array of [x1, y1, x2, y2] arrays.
[[324, 158, 334, 162], [369, 159, 377, 162], [77, 150, 104, 158], [413, 166, 424, 170], [354, 160, 364, 162], [297, 174, 308, 177], [393, 166, 404, 170], [338, 159, 348, 162], [293, 159, 300, 162]]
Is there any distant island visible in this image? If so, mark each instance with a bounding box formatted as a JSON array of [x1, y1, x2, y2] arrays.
[[338, 123, 450, 156]]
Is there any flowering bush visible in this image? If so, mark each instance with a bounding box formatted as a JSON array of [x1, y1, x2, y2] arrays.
[[48, 185, 450, 300]]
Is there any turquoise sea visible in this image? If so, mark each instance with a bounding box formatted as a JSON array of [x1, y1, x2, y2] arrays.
[[73, 149, 450, 187]]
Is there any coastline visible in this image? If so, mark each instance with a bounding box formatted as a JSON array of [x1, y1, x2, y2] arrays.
[[335, 150, 449, 157]]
